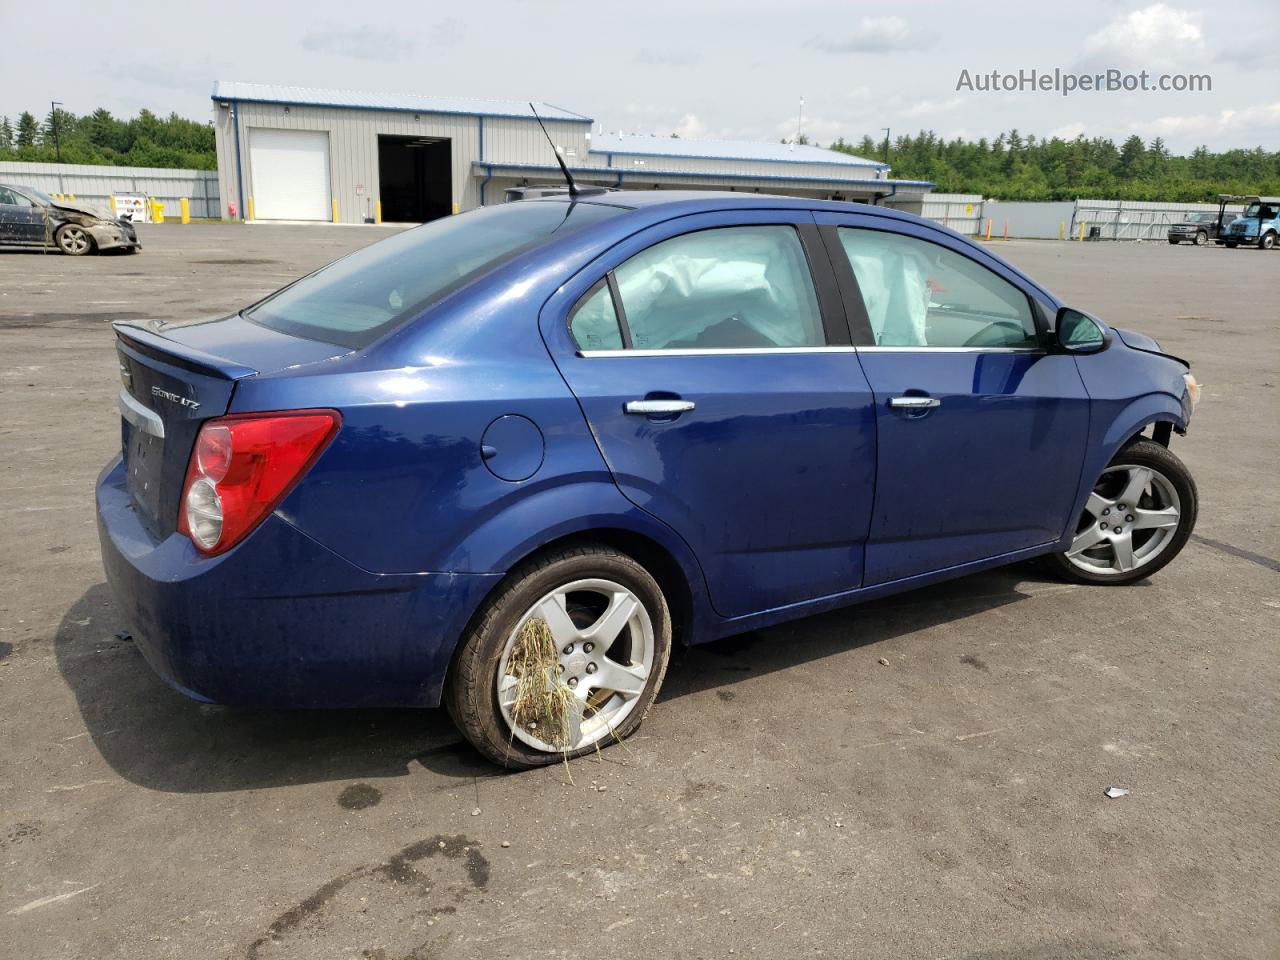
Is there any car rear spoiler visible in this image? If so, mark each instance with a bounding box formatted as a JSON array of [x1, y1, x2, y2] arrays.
[[113, 321, 259, 380]]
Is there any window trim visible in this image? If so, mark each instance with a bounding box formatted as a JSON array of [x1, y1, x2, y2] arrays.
[[818, 223, 1049, 351], [566, 221, 845, 355]]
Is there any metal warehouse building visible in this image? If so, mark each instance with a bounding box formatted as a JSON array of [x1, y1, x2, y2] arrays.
[[212, 80, 932, 224]]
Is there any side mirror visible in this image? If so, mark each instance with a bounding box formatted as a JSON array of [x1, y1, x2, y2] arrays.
[[1055, 307, 1112, 354]]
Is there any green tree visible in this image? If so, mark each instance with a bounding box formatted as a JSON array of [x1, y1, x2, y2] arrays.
[[0, 117, 13, 152], [16, 111, 38, 147]]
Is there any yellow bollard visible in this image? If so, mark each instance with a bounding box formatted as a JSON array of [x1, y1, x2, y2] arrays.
[[984, 219, 993, 241], [1078, 221, 1086, 241], [69, 193, 75, 201], [247, 196, 255, 221], [109, 196, 117, 214], [452, 201, 459, 215], [180, 198, 191, 224], [1059, 222, 1065, 241], [375, 201, 382, 224], [150, 200, 165, 224], [332, 198, 339, 223]]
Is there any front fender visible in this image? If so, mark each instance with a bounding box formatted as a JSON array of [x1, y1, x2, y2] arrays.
[[1056, 391, 1187, 549], [1101, 393, 1187, 450]]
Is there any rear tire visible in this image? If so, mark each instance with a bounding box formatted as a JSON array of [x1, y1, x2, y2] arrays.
[[1194, 230, 1208, 246], [445, 544, 672, 769], [1225, 241, 1238, 249], [1045, 439, 1197, 586], [1167, 238, 1179, 245]]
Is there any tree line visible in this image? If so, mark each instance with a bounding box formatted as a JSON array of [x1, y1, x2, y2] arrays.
[[0, 107, 215, 170], [827, 130, 1280, 202], [2, 104, 1277, 200]]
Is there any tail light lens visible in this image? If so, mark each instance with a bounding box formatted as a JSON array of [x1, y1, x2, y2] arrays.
[[178, 410, 340, 555]]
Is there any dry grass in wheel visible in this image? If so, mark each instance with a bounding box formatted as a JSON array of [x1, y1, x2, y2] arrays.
[[506, 618, 579, 750]]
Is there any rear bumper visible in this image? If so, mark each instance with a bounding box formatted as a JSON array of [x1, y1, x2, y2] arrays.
[[96, 456, 499, 707]]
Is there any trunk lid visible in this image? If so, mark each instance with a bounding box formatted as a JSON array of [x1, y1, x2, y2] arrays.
[[113, 315, 351, 538]]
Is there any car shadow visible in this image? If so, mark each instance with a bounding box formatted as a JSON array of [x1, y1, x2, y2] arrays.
[[58, 566, 1058, 793]]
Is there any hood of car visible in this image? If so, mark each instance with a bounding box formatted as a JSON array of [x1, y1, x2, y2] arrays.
[[1113, 327, 1189, 368], [50, 200, 116, 222]]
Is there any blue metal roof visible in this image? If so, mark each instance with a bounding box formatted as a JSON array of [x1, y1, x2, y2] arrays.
[[590, 132, 888, 169], [210, 81, 592, 123]]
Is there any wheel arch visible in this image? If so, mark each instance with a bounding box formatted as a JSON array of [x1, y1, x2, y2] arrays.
[[1057, 393, 1188, 550]]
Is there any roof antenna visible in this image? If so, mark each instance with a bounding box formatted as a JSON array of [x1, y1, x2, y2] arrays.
[[529, 102, 578, 197]]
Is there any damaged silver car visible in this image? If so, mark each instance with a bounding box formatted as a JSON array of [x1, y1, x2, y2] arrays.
[[0, 183, 141, 256]]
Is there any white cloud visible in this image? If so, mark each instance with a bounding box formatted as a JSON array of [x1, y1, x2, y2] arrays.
[[302, 25, 416, 61], [1082, 4, 1203, 68], [903, 96, 965, 118], [1136, 100, 1280, 140], [672, 114, 707, 138], [810, 16, 926, 54], [1049, 122, 1088, 140], [634, 49, 700, 66]]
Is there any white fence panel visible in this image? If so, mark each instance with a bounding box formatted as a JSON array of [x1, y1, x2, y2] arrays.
[[0, 161, 220, 218]]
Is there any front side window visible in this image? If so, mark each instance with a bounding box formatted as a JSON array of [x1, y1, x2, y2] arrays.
[[571, 225, 825, 351], [0, 187, 32, 207], [836, 228, 1039, 349]]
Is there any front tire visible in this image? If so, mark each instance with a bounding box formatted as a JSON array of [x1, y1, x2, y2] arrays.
[[1046, 438, 1197, 585], [446, 544, 672, 769], [1194, 230, 1208, 246], [1260, 232, 1276, 250], [1225, 241, 1238, 249], [55, 224, 93, 256]]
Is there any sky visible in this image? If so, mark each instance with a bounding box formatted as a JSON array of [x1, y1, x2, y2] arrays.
[[3, 0, 1278, 154]]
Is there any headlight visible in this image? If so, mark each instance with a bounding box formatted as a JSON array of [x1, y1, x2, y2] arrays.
[[1183, 373, 1201, 410]]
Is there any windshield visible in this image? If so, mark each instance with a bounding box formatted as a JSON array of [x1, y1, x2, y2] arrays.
[[16, 186, 54, 205], [246, 200, 626, 348], [1242, 203, 1275, 219]]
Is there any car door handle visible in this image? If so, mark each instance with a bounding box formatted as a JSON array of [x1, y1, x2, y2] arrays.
[[624, 399, 696, 415], [888, 396, 941, 410]]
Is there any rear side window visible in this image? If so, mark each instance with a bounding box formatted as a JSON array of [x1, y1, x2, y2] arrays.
[[836, 228, 1038, 348], [569, 280, 624, 350], [570, 225, 825, 351], [247, 201, 623, 348]]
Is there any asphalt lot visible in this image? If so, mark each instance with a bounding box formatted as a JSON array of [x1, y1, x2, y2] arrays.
[[1, 222, 1277, 960]]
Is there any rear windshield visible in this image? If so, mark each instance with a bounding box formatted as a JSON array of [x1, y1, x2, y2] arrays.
[[245, 200, 624, 348]]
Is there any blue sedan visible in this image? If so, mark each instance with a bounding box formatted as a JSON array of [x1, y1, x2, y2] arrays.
[[97, 192, 1200, 767]]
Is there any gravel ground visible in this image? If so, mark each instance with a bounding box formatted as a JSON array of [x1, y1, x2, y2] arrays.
[[1, 223, 1277, 960]]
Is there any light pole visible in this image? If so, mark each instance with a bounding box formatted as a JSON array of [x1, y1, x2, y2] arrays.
[[50, 101, 62, 162]]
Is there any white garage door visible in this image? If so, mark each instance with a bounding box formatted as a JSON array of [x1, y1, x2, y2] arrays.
[[248, 128, 331, 221]]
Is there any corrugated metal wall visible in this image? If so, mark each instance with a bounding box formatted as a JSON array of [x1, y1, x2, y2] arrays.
[[887, 193, 983, 235], [1072, 199, 1246, 240], [579, 149, 883, 182], [0, 161, 220, 218], [982, 201, 1077, 240], [213, 101, 592, 222]]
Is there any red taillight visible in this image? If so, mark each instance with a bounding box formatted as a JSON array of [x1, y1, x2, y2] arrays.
[[178, 410, 340, 555]]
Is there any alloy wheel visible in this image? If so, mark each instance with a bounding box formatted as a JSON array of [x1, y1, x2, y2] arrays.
[[496, 578, 654, 753], [1066, 463, 1181, 577], [59, 226, 90, 255]]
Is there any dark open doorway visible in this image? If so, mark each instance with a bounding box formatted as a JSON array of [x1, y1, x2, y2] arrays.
[[378, 135, 452, 223]]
